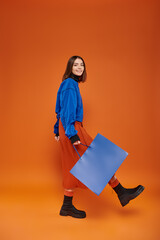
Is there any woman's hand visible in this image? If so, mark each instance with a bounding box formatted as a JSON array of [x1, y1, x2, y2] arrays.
[[55, 136, 60, 141], [73, 140, 81, 145]]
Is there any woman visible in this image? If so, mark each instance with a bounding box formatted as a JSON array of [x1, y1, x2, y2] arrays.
[[54, 56, 144, 219]]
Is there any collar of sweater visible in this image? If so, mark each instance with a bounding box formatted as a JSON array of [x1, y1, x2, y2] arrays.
[[69, 73, 81, 82]]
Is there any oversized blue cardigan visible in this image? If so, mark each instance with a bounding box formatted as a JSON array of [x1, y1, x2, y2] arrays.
[[54, 77, 83, 139]]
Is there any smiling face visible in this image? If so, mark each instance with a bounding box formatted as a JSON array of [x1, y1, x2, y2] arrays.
[[72, 58, 84, 76]]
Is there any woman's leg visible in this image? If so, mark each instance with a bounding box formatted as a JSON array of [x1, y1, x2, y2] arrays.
[[108, 174, 119, 188], [108, 174, 145, 207], [64, 188, 74, 197]]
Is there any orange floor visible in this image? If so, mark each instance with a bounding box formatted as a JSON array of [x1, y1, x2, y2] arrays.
[[0, 170, 159, 240]]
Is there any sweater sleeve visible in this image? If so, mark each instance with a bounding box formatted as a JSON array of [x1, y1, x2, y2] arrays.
[[54, 115, 60, 135], [60, 88, 79, 139], [53, 90, 61, 135]]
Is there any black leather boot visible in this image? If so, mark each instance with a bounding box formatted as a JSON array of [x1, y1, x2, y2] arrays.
[[113, 183, 145, 207], [59, 195, 86, 218]]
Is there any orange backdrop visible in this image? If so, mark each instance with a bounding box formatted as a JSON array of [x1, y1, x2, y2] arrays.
[[0, 0, 160, 240]]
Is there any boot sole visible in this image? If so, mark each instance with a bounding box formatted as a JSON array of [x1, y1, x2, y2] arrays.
[[120, 185, 145, 207], [60, 209, 86, 218]]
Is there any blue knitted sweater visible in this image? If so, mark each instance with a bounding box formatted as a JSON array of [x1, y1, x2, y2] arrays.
[[54, 77, 83, 139]]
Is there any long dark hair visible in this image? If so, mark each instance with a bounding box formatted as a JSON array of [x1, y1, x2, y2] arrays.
[[62, 56, 87, 82]]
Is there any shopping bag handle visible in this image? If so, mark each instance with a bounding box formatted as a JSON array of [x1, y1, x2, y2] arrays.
[[73, 143, 90, 158]]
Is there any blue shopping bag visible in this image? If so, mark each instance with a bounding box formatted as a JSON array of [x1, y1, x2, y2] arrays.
[[70, 133, 128, 196]]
